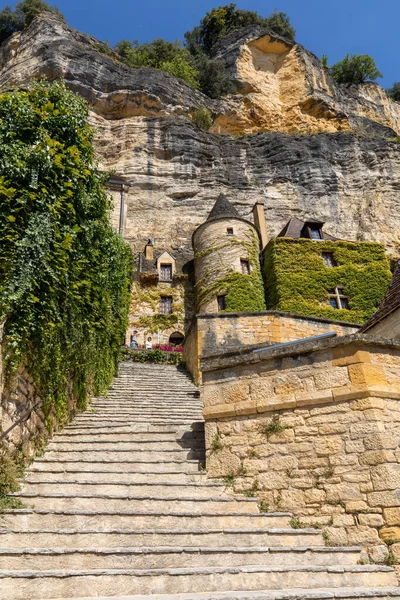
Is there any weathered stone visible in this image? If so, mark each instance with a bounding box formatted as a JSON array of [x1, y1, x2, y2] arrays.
[[384, 508, 400, 526], [347, 525, 381, 546], [358, 513, 385, 527], [371, 464, 400, 491], [379, 527, 400, 544], [314, 437, 342, 456]]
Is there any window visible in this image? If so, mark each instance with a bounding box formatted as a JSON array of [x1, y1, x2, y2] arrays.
[[240, 259, 250, 274], [328, 287, 349, 310], [160, 264, 172, 281], [160, 296, 173, 315], [217, 295, 226, 311], [322, 252, 337, 268], [309, 226, 322, 240], [227, 227, 234, 235]]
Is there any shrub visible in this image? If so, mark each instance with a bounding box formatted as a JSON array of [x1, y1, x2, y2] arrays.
[[114, 38, 200, 88], [331, 54, 383, 85], [388, 82, 400, 102], [191, 107, 213, 131], [0, 81, 133, 423], [194, 54, 237, 98], [0, 0, 63, 43]]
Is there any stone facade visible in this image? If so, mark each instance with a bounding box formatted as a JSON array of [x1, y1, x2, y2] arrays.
[[183, 310, 359, 383], [193, 213, 263, 314], [201, 334, 400, 556]]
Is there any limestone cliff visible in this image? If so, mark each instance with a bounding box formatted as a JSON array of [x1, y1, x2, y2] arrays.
[[0, 13, 399, 257], [211, 25, 400, 136]]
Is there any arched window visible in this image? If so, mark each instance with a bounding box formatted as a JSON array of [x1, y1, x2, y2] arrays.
[[169, 331, 184, 346]]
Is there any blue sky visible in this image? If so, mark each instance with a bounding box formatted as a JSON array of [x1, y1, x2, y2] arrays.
[[7, 0, 399, 87]]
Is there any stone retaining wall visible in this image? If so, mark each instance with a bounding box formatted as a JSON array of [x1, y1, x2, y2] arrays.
[[201, 334, 400, 559], [184, 311, 358, 383]]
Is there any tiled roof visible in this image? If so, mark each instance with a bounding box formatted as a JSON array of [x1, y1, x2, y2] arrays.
[[207, 194, 240, 222], [277, 217, 339, 241], [361, 261, 400, 332]]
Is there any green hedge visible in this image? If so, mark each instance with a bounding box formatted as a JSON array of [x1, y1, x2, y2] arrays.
[[264, 238, 391, 324]]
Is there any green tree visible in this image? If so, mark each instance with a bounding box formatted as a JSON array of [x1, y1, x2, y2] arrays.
[[184, 4, 295, 56], [194, 54, 237, 98], [0, 81, 132, 421], [331, 54, 383, 85], [0, 0, 62, 43], [321, 55, 329, 68], [388, 82, 400, 102], [114, 38, 200, 87]]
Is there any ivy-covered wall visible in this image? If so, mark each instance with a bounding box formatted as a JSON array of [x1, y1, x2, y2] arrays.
[[129, 279, 187, 343], [263, 238, 392, 324], [194, 224, 266, 313]]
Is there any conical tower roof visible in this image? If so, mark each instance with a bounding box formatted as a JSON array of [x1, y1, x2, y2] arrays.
[[206, 194, 240, 222]]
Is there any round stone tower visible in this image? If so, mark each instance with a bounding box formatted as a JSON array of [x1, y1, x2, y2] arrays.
[[192, 194, 266, 314]]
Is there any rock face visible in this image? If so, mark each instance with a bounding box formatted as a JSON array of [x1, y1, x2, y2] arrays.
[[0, 13, 399, 257], [212, 25, 400, 137], [93, 114, 400, 255]]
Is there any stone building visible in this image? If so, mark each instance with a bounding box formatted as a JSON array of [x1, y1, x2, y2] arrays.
[[128, 240, 194, 347], [192, 194, 266, 314], [263, 218, 392, 324], [361, 261, 400, 338]]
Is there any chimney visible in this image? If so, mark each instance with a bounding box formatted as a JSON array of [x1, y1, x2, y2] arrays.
[[144, 239, 154, 260], [252, 202, 268, 249]]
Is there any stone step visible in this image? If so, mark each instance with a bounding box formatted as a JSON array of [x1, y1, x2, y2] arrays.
[[47, 440, 204, 452], [9, 492, 259, 513], [30, 458, 203, 473], [0, 528, 324, 549], [0, 509, 292, 531], [52, 431, 203, 441], [20, 480, 226, 498], [82, 409, 203, 417], [43, 449, 204, 461], [25, 469, 207, 483], [72, 418, 203, 425], [0, 546, 362, 571], [65, 421, 205, 431], [0, 565, 396, 599], [42, 588, 400, 600]]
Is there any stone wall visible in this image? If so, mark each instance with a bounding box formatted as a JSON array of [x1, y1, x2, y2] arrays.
[[201, 334, 400, 558], [183, 310, 358, 382]]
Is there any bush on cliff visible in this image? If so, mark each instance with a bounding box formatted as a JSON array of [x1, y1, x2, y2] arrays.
[[388, 82, 400, 102], [115, 39, 200, 89], [184, 4, 295, 56], [331, 54, 383, 85], [0, 81, 133, 423], [0, 0, 63, 43]]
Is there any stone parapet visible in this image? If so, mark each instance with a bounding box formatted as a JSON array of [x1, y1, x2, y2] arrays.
[[202, 334, 400, 557]]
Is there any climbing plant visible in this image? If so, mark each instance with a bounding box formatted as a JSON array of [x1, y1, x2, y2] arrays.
[[264, 238, 391, 324], [0, 81, 133, 424], [130, 281, 185, 335], [195, 230, 266, 312]]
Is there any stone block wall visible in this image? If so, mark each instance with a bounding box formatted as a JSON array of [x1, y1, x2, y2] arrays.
[[201, 335, 400, 557], [183, 310, 358, 383]]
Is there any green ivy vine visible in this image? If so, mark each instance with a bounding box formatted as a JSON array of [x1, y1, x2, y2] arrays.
[[131, 281, 185, 334], [195, 230, 266, 312], [0, 81, 133, 425], [264, 238, 391, 324]]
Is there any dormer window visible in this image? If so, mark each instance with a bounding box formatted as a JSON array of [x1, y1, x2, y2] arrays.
[[227, 228, 234, 235], [309, 226, 322, 240], [301, 221, 324, 241], [160, 264, 172, 281]]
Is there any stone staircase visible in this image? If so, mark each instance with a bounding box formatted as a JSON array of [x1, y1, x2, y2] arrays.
[[0, 362, 399, 600]]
